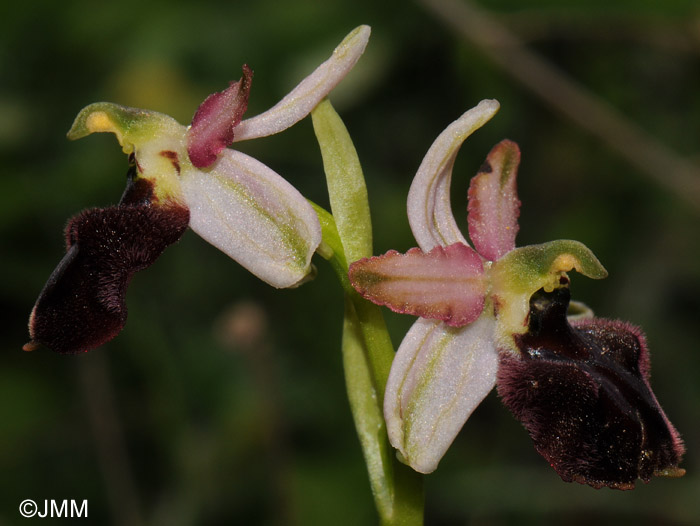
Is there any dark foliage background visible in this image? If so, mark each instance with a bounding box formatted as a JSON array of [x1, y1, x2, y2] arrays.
[[1, 1, 698, 524]]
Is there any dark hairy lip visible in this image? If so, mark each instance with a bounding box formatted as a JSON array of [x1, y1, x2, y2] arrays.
[[26, 168, 190, 354], [497, 286, 684, 490]]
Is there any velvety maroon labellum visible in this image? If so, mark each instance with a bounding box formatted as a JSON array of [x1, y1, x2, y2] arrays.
[[497, 286, 685, 490], [25, 172, 189, 354]]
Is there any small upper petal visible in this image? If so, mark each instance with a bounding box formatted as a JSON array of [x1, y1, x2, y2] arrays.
[[180, 148, 321, 288], [384, 315, 498, 474], [408, 100, 500, 252], [349, 243, 486, 327], [187, 65, 253, 168], [233, 25, 370, 142], [467, 139, 521, 261]]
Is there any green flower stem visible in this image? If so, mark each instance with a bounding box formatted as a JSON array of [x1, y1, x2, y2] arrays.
[[313, 204, 423, 525], [349, 290, 394, 397], [311, 99, 424, 525], [310, 203, 395, 396], [311, 203, 350, 289], [344, 296, 425, 526], [311, 99, 395, 393], [342, 295, 395, 523], [312, 98, 373, 263]]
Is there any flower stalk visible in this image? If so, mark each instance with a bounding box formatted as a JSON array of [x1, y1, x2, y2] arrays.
[[312, 99, 424, 525]]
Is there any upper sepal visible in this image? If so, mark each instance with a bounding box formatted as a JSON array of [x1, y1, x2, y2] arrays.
[[233, 25, 371, 142], [407, 100, 500, 252], [497, 287, 685, 489]]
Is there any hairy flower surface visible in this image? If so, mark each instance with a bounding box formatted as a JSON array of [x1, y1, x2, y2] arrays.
[[26, 26, 370, 354], [349, 100, 684, 488], [498, 286, 685, 489]]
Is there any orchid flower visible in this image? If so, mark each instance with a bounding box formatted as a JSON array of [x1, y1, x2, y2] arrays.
[[25, 26, 370, 355], [349, 100, 685, 489]]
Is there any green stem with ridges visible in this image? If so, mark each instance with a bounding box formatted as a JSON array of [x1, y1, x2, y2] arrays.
[[312, 205, 423, 525], [311, 99, 424, 525]]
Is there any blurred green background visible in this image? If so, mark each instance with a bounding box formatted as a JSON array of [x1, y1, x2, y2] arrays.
[[2, 0, 699, 524]]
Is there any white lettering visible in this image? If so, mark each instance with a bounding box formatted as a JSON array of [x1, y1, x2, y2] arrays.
[[51, 500, 68, 517], [71, 500, 88, 518], [25, 499, 88, 519], [37, 500, 49, 518]]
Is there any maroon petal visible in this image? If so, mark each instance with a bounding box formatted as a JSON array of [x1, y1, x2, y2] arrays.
[[467, 139, 521, 261], [187, 65, 253, 168], [497, 286, 685, 489], [349, 243, 487, 327], [25, 172, 189, 354]]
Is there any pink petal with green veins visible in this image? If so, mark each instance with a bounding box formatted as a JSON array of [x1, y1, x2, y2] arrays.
[[467, 139, 521, 261], [180, 148, 321, 288], [349, 243, 487, 327], [232, 25, 370, 142], [384, 315, 498, 473], [187, 65, 253, 168], [407, 100, 500, 252]]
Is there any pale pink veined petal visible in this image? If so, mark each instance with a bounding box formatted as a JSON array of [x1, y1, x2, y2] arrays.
[[467, 139, 521, 261], [233, 25, 370, 142], [180, 149, 321, 288], [407, 100, 500, 252], [349, 243, 486, 327], [187, 65, 253, 168], [384, 315, 498, 474]]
